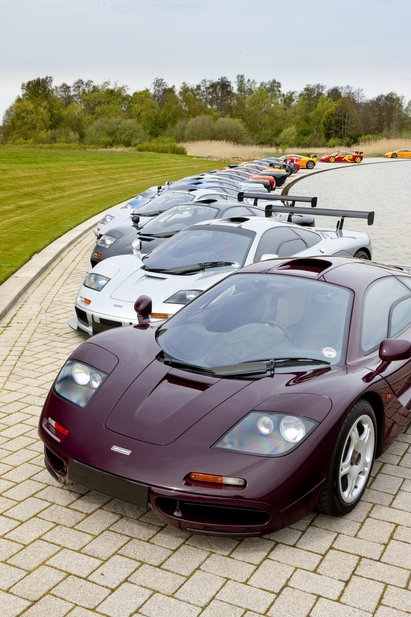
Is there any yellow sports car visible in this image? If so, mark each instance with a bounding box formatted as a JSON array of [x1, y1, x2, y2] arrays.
[[281, 154, 317, 169], [384, 149, 411, 159]]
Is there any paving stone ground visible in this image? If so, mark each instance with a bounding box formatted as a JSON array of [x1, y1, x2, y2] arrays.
[[1, 222, 411, 616]]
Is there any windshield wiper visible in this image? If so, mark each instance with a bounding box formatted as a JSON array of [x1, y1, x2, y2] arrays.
[[140, 231, 175, 238], [143, 261, 237, 275], [160, 353, 215, 375], [271, 357, 331, 366], [211, 360, 275, 377], [211, 357, 331, 377]]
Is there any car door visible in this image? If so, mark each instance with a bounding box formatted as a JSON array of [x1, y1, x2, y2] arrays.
[[360, 276, 411, 441]]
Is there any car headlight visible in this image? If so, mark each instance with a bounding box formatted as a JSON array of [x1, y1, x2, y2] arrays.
[[54, 361, 107, 408], [83, 272, 111, 291], [99, 214, 115, 225], [97, 234, 117, 248], [213, 412, 318, 456], [165, 289, 203, 304]]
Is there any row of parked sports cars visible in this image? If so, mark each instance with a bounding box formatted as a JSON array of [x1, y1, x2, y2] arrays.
[[38, 154, 411, 538]]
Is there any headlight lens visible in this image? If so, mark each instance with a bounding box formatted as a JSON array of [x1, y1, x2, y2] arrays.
[[165, 289, 203, 304], [99, 214, 115, 225], [83, 272, 110, 291], [213, 412, 317, 456], [97, 234, 117, 248], [54, 361, 107, 408]]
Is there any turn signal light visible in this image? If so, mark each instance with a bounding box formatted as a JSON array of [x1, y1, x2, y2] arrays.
[[80, 297, 92, 305], [189, 472, 245, 486], [151, 313, 170, 320], [47, 417, 69, 437]]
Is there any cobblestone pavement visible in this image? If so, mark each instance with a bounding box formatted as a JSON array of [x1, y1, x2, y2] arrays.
[[1, 212, 411, 616]]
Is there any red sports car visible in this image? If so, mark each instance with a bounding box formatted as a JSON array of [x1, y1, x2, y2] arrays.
[[39, 256, 411, 537], [320, 151, 363, 163]]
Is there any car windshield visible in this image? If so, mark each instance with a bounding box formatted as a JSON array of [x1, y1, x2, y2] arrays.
[[156, 273, 352, 373], [139, 205, 219, 236], [137, 191, 195, 215], [142, 226, 255, 273]]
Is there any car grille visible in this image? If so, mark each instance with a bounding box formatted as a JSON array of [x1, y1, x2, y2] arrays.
[[156, 497, 270, 527], [69, 459, 149, 509], [75, 307, 89, 326], [92, 317, 123, 335]]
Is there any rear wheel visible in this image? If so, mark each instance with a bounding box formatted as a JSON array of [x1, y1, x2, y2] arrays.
[[316, 400, 376, 516], [354, 249, 370, 260], [329, 156, 336, 163], [306, 160, 315, 169], [354, 156, 362, 163]]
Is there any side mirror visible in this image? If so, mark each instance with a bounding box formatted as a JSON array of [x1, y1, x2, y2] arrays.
[[363, 339, 411, 382], [379, 338, 411, 362], [260, 254, 279, 261], [134, 295, 152, 326], [131, 239, 142, 254], [131, 214, 140, 227]]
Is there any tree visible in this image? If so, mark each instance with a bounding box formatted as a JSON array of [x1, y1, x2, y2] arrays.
[[130, 89, 159, 133], [321, 97, 362, 145]]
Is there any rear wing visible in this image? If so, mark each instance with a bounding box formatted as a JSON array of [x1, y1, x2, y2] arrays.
[[238, 192, 317, 208], [238, 192, 374, 230]]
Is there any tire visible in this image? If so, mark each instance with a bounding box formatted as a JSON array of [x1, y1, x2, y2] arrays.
[[316, 400, 376, 516], [392, 153, 398, 158], [329, 156, 336, 163], [353, 249, 370, 260], [354, 156, 362, 163], [306, 160, 315, 169]]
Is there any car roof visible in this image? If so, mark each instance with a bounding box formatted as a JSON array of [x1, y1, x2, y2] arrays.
[[237, 255, 411, 286], [185, 214, 314, 233]]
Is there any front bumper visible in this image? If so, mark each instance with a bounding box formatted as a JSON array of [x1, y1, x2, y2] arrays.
[[43, 444, 320, 537]]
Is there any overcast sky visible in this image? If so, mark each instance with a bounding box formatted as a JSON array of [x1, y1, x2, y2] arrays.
[[2, 0, 411, 120]]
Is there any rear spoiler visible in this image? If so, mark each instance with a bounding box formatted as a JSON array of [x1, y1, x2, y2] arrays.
[[238, 192, 374, 229], [238, 192, 317, 208]]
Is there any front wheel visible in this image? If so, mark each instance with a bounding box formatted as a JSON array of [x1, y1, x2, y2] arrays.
[[329, 156, 336, 163], [392, 152, 398, 158], [353, 249, 370, 260], [316, 400, 376, 516]]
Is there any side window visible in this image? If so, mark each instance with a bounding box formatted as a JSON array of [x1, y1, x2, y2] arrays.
[[255, 227, 303, 261], [294, 228, 321, 249], [361, 278, 410, 353], [223, 207, 257, 218], [390, 296, 411, 337]]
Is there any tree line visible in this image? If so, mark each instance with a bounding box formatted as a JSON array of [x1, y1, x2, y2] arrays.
[[2, 75, 411, 149]]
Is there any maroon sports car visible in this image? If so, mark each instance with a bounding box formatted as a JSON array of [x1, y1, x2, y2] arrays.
[[39, 256, 411, 537]]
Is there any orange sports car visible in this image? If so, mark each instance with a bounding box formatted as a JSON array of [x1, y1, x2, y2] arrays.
[[384, 149, 411, 159]]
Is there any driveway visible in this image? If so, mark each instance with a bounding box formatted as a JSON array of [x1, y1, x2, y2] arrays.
[[1, 185, 411, 616]]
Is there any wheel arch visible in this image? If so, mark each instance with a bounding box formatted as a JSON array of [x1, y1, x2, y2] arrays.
[[356, 391, 385, 457]]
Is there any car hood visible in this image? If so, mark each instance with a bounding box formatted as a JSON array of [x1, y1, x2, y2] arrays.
[[104, 360, 334, 446], [109, 266, 238, 303]]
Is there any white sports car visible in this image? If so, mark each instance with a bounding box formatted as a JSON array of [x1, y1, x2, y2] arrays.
[[72, 201, 374, 336]]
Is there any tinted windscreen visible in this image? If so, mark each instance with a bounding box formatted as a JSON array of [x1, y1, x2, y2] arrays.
[[140, 205, 218, 235], [142, 227, 255, 271], [157, 273, 352, 369]]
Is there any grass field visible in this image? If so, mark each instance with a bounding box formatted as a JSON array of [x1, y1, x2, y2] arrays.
[[0, 147, 226, 284]]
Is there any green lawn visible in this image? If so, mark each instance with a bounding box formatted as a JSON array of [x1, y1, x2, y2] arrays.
[[0, 147, 226, 284]]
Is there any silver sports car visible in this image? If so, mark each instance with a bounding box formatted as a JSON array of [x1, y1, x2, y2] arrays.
[[72, 201, 374, 336]]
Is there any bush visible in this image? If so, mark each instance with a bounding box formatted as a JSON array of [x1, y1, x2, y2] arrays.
[[84, 117, 147, 147], [184, 115, 216, 141], [135, 141, 186, 155]]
